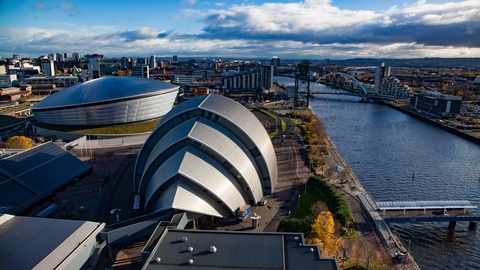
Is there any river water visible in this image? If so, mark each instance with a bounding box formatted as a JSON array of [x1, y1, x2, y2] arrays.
[[275, 77, 480, 269]]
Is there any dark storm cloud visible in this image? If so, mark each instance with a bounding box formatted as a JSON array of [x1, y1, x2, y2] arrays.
[[197, 1, 480, 48]]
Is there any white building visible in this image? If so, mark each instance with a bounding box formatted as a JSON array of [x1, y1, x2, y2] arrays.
[[171, 74, 196, 85]]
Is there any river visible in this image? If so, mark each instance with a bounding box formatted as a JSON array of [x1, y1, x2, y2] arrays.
[[275, 76, 480, 269]]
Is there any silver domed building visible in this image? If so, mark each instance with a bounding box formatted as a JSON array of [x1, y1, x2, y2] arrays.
[[32, 77, 179, 126], [134, 94, 277, 219]]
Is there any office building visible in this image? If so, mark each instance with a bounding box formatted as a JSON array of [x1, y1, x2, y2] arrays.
[[0, 74, 18, 88], [410, 91, 462, 117], [42, 60, 55, 77], [132, 65, 150, 78]]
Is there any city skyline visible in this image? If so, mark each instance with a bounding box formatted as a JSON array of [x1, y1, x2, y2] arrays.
[[0, 0, 479, 60]]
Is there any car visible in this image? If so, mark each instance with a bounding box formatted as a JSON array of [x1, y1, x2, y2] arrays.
[[257, 200, 267, 206]]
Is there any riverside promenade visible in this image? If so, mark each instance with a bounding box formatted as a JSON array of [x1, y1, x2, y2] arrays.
[[321, 131, 420, 270], [265, 101, 418, 269]]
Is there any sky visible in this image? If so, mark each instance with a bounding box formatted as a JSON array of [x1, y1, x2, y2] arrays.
[[0, 0, 479, 60]]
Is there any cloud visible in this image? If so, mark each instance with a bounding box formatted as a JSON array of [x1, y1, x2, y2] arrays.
[[199, 0, 480, 47], [3, 1, 480, 59], [182, 0, 198, 5], [60, 1, 75, 12], [32, 0, 49, 10], [116, 28, 170, 42]]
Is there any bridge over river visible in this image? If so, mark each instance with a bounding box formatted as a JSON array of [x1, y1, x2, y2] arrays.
[[376, 200, 479, 229]]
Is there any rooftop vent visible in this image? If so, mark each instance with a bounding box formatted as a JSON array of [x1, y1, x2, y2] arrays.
[[155, 257, 161, 263], [310, 248, 314, 253], [188, 259, 193, 265], [187, 247, 194, 252], [182, 236, 188, 242], [209, 246, 217, 253]]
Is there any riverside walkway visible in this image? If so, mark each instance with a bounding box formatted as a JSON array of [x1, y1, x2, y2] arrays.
[[325, 138, 421, 270]]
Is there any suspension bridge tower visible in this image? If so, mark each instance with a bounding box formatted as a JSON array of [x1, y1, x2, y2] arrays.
[[294, 60, 311, 107]]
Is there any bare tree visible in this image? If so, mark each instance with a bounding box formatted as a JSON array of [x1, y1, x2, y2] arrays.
[[339, 170, 347, 182], [325, 168, 334, 179], [310, 201, 328, 217], [337, 238, 350, 266]]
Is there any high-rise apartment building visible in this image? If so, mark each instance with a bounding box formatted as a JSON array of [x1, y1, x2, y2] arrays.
[[137, 57, 147, 66], [222, 65, 274, 93], [72, 53, 80, 61], [374, 63, 391, 94], [56, 53, 64, 62], [149, 55, 156, 69], [260, 65, 274, 91], [173, 55, 178, 62], [270, 56, 281, 67], [121, 57, 129, 69]]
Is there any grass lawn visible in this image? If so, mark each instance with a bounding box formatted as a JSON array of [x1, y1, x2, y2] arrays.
[[34, 118, 161, 134], [291, 189, 320, 218]]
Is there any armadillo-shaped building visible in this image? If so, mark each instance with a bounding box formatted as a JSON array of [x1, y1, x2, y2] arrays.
[[134, 94, 277, 219]]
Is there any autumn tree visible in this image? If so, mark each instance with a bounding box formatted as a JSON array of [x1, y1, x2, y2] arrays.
[[311, 211, 334, 248], [6, 135, 34, 149], [350, 238, 368, 267], [324, 236, 341, 258], [364, 242, 377, 269]]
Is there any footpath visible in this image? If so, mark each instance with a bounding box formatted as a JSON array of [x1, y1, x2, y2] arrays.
[[320, 135, 420, 270]]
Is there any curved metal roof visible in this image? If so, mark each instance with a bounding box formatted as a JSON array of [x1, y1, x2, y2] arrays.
[[135, 94, 278, 219], [140, 118, 262, 205], [32, 77, 178, 110], [135, 94, 277, 194]]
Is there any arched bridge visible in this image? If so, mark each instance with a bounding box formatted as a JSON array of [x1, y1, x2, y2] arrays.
[[277, 73, 370, 98], [313, 72, 369, 97], [275, 72, 409, 100]]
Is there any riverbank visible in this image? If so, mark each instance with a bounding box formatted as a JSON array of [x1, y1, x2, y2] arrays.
[[320, 135, 420, 270], [266, 101, 419, 269], [378, 99, 480, 145]]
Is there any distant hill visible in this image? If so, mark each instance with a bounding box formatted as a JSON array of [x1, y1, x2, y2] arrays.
[[318, 58, 480, 68]]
